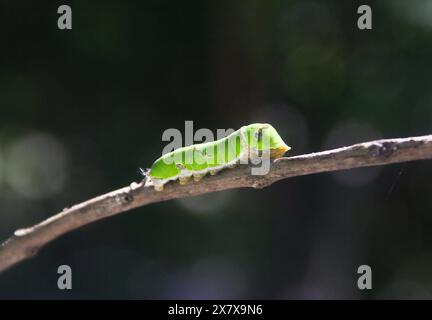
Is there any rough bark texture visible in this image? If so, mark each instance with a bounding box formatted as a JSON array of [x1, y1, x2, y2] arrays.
[[1, 134, 431, 273]]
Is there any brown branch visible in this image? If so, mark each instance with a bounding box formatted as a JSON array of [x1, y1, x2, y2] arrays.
[[1, 134, 432, 273]]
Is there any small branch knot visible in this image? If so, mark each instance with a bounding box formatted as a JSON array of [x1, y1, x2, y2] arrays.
[[250, 178, 272, 189], [25, 246, 39, 258], [115, 192, 134, 205], [369, 141, 398, 158]]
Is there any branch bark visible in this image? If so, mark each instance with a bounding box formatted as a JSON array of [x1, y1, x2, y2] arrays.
[[1, 134, 432, 273]]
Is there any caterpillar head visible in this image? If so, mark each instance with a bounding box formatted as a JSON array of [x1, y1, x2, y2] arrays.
[[243, 123, 290, 158]]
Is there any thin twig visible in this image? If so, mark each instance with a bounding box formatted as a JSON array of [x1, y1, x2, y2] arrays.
[[1, 134, 432, 273]]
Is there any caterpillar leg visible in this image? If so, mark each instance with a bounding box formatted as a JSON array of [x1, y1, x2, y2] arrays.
[[227, 162, 238, 169], [154, 185, 164, 192], [193, 173, 205, 182], [179, 176, 191, 185], [209, 169, 221, 175]]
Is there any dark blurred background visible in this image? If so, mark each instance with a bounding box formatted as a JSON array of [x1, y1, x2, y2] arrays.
[[1, 0, 432, 299]]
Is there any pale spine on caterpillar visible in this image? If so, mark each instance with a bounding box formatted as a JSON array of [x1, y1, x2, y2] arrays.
[[144, 123, 290, 191]]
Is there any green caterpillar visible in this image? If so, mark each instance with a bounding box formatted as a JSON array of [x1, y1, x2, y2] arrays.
[[144, 123, 290, 191]]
